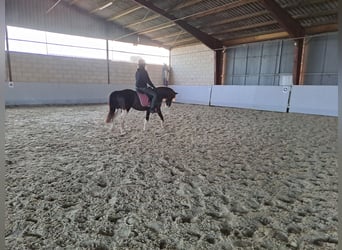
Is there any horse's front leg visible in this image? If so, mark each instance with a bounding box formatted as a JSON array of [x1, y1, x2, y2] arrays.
[[143, 110, 150, 131], [157, 109, 164, 128]]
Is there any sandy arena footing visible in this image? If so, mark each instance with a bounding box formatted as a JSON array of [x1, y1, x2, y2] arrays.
[[5, 103, 338, 249]]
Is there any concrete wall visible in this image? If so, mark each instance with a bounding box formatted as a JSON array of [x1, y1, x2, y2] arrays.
[[170, 44, 214, 85], [6, 52, 163, 85]]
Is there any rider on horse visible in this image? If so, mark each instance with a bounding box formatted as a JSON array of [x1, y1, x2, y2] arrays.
[[135, 59, 158, 113]]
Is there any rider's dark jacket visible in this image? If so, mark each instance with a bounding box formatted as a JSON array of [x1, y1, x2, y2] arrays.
[[135, 67, 156, 89]]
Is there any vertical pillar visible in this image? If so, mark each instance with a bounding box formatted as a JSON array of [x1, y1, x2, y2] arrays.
[[215, 49, 223, 85], [105, 23, 110, 85], [5, 27, 12, 82], [293, 38, 304, 85], [0, 0, 6, 249], [221, 49, 227, 85], [106, 38, 110, 84]]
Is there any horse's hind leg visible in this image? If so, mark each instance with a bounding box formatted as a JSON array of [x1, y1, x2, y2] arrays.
[[110, 110, 119, 131], [143, 110, 150, 131], [119, 110, 128, 134]]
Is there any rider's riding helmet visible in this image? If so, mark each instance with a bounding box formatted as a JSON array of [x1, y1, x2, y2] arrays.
[[138, 59, 146, 67]]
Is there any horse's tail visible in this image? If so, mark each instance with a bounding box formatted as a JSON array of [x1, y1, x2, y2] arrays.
[[106, 92, 116, 123], [105, 106, 116, 123]]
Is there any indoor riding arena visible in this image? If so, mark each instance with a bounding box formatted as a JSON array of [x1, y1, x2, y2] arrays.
[[3, 1, 339, 250]]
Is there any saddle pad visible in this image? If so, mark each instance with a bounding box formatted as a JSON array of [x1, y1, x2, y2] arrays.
[[137, 92, 150, 107]]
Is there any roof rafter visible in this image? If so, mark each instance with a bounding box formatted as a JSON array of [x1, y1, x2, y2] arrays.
[[305, 23, 338, 34], [108, 5, 143, 21], [186, 0, 258, 20], [126, 14, 160, 28], [223, 31, 288, 47], [139, 23, 176, 35], [211, 20, 278, 36], [199, 10, 269, 29], [260, 0, 305, 37], [293, 9, 337, 20], [152, 30, 186, 41], [131, 0, 223, 49], [124, 1, 200, 29], [170, 0, 203, 11], [164, 37, 198, 46]]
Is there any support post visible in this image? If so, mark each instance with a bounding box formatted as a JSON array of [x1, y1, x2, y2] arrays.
[[293, 38, 304, 85], [0, 1, 6, 249], [221, 50, 227, 85], [215, 50, 224, 85], [106, 38, 110, 84], [5, 26, 12, 82]]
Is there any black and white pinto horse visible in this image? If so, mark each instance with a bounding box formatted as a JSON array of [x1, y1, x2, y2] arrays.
[[105, 87, 177, 133]]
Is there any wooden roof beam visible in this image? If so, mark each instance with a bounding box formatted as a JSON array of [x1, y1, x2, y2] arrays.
[[186, 0, 258, 20], [152, 31, 186, 41], [164, 37, 198, 46], [139, 23, 176, 35], [199, 10, 268, 29], [170, 0, 203, 11], [171, 40, 201, 48], [131, 0, 223, 50], [108, 5, 143, 21], [125, 14, 160, 28], [211, 20, 278, 36], [69, 0, 80, 5], [90, 1, 114, 13], [305, 23, 338, 34], [294, 10, 338, 20], [124, 1, 201, 29], [260, 0, 304, 37], [223, 31, 288, 47]]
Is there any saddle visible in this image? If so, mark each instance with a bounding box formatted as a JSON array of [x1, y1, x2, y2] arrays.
[[137, 92, 151, 107]]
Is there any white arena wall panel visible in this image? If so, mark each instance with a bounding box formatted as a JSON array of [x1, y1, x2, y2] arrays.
[[170, 85, 212, 105], [5, 82, 132, 105], [289, 85, 338, 116], [210, 85, 291, 112]]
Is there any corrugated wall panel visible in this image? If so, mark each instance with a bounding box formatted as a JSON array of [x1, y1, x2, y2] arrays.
[[225, 40, 294, 85], [303, 33, 338, 85]]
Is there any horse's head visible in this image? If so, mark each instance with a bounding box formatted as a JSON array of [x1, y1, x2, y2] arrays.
[[165, 92, 177, 107], [157, 87, 178, 107]]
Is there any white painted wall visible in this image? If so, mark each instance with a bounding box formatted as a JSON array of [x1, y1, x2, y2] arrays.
[[5, 82, 337, 117], [170, 44, 214, 85], [211, 85, 291, 112], [170, 85, 212, 105], [171, 84, 337, 116], [289, 86, 338, 116], [5, 82, 131, 105]]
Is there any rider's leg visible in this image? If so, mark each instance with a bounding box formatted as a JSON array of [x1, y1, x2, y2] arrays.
[[140, 88, 157, 111], [148, 90, 157, 111]]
